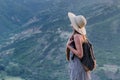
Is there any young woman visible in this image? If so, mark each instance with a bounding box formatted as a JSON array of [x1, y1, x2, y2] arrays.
[[66, 12, 91, 80]]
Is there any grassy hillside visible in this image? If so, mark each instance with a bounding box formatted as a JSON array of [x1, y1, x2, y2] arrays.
[[0, 0, 120, 80]]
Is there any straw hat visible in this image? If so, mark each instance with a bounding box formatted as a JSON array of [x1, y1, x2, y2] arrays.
[[68, 12, 87, 35]]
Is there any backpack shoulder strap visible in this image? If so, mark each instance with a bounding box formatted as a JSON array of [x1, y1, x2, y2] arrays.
[[87, 40, 96, 60]]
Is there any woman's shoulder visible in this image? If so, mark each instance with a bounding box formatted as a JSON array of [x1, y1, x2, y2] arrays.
[[73, 34, 85, 42], [73, 33, 82, 39]]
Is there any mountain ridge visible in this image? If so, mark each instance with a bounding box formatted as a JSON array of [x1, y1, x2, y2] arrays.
[[0, 0, 120, 80]]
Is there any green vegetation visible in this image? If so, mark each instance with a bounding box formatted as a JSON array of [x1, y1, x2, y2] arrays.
[[0, 0, 120, 80]]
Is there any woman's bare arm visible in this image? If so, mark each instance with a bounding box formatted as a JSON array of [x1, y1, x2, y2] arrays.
[[74, 34, 83, 58], [67, 34, 83, 59]]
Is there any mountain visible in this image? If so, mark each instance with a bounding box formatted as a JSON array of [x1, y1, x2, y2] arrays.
[[0, 0, 120, 80]]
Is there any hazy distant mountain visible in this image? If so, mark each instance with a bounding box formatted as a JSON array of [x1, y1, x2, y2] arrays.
[[0, 0, 120, 80]]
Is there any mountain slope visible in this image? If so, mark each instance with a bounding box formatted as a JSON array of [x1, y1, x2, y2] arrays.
[[0, 0, 120, 80]]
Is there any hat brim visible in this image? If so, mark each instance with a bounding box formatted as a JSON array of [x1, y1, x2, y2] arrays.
[[68, 12, 86, 35]]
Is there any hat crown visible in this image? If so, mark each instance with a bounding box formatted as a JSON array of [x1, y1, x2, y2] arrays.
[[75, 15, 87, 28], [68, 12, 87, 35]]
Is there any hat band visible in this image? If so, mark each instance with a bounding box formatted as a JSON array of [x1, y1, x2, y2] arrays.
[[76, 22, 82, 29], [75, 18, 83, 29]]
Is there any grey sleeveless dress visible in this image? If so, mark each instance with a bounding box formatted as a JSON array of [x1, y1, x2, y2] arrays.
[[68, 44, 91, 80]]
